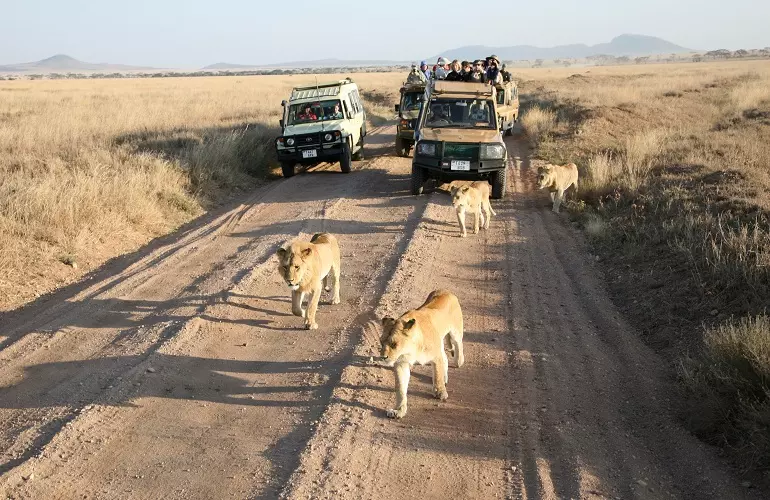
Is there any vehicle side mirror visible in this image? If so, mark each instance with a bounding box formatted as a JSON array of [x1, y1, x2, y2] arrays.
[[394, 104, 400, 112], [281, 100, 287, 107], [279, 119, 284, 128]]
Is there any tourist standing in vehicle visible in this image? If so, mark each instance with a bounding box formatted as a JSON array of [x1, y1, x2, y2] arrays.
[[420, 61, 431, 80], [407, 63, 427, 84], [486, 55, 503, 85], [434, 57, 450, 80], [467, 60, 487, 83], [461, 61, 472, 80], [500, 63, 512, 82], [445, 60, 463, 81]]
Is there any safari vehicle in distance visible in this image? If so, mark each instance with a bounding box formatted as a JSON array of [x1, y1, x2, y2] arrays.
[[394, 82, 427, 157], [411, 80, 509, 199], [275, 78, 366, 177], [495, 80, 519, 136]]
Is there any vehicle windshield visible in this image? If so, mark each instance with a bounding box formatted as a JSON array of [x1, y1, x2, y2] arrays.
[[424, 98, 495, 129], [401, 91, 425, 111], [288, 100, 344, 125]]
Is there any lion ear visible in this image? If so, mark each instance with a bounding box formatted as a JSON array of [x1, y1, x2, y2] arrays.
[[301, 247, 313, 257], [381, 316, 396, 327], [449, 186, 458, 195], [276, 246, 287, 258], [461, 186, 470, 193], [404, 318, 417, 331]]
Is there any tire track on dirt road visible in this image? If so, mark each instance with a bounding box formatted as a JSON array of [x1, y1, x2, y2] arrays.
[[0, 126, 429, 499], [279, 135, 761, 500]]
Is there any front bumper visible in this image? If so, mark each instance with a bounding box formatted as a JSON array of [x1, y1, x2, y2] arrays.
[[412, 155, 506, 178], [276, 143, 344, 164]]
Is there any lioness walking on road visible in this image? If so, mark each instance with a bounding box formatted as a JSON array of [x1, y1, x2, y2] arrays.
[[450, 181, 497, 237], [380, 290, 464, 419], [276, 233, 341, 330], [536, 162, 579, 213]]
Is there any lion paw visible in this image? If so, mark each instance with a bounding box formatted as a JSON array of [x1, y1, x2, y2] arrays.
[[386, 408, 406, 419], [459, 233, 467, 238], [304, 321, 319, 330], [435, 389, 449, 401], [331, 297, 341, 305]]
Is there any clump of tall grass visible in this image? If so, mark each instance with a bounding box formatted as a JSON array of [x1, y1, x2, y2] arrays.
[[680, 313, 770, 471], [520, 105, 557, 144]]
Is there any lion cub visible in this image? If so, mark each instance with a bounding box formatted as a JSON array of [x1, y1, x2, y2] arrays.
[[449, 181, 497, 237], [380, 289, 464, 419], [536, 163, 579, 213], [276, 233, 341, 330]]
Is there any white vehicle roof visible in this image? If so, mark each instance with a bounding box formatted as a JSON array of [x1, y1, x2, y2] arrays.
[[290, 78, 356, 102]]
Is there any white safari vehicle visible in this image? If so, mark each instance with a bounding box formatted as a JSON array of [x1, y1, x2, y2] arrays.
[[275, 78, 367, 177]]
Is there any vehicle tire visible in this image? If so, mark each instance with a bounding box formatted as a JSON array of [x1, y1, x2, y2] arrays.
[[504, 124, 513, 136], [340, 140, 352, 173], [395, 135, 405, 156], [411, 164, 426, 195], [352, 133, 364, 161], [281, 162, 296, 178], [491, 166, 507, 199]]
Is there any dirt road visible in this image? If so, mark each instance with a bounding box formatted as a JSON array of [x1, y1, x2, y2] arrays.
[[0, 126, 759, 499]]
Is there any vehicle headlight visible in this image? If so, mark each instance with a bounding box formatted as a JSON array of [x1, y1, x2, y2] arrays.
[[286, 138, 295, 146], [323, 131, 340, 142], [324, 133, 333, 141], [480, 144, 505, 159], [400, 119, 411, 129], [416, 142, 436, 156]]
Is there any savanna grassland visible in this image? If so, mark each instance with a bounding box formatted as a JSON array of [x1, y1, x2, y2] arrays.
[[519, 59, 770, 477], [0, 72, 402, 311]]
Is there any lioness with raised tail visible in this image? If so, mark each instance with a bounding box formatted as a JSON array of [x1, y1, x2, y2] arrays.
[[536, 162, 579, 213], [380, 289, 464, 419], [449, 181, 497, 237], [276, 233, 341, 330]]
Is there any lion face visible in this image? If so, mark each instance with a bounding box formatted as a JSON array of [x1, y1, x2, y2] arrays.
[[380, 317, 418, 366], [536, 165, 555, 189], [276, 245, 313, 290], [450, 185, 471, 208]]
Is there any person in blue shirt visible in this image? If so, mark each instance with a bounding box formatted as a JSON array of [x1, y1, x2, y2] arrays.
[[420, 61, 431, 81]]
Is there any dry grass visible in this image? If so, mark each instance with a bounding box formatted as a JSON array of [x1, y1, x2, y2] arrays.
[[520, 59, 770, 474], [0, 72, 403, 310], [520, 105, 557, 144]]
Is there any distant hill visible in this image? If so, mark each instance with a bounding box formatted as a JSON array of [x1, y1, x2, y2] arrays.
[[431, 35, 693, 62], [203, 58, 406, 70], [0, 54, 155, 73]]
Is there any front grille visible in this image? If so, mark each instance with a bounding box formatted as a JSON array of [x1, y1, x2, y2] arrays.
[[443, 143, 479, 160], [293, 133, 320, 146]]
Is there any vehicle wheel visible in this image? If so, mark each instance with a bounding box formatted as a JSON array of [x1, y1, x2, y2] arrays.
[[281, 162, 295, 178], [504, 124, 513, 136], [395, 135, 405, 156], [403, 144, 411, 157], [411, 164, 426, 195], [491, 166, 507, 199], [352, 134, 364, 161], [340, 140, 352, 173]]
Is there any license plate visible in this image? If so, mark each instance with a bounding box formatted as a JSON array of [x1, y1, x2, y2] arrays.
[[302, 149, 318, 159], [450, 160, 470, 171]]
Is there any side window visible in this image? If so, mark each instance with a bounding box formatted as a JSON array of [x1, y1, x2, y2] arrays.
[[343, 100, 351, 117], [350, 89, 362, 115]]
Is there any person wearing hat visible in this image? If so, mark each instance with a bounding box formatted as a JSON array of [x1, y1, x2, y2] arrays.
[[501, 63, 512, 82], [407, 62, 427, 84], [466, 59, 487, 83], [420, 60, 431, 81], [486, 55, 503, 85], [434, 56, 451, 80], [460, 60, 472, 79]]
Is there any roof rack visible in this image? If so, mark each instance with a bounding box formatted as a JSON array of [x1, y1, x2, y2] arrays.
[[290, 78, 354, 101], [429, 80, 495, 97]]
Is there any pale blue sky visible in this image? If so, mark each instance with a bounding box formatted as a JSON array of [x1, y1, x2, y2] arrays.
[[2, 0, 767, 68]]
